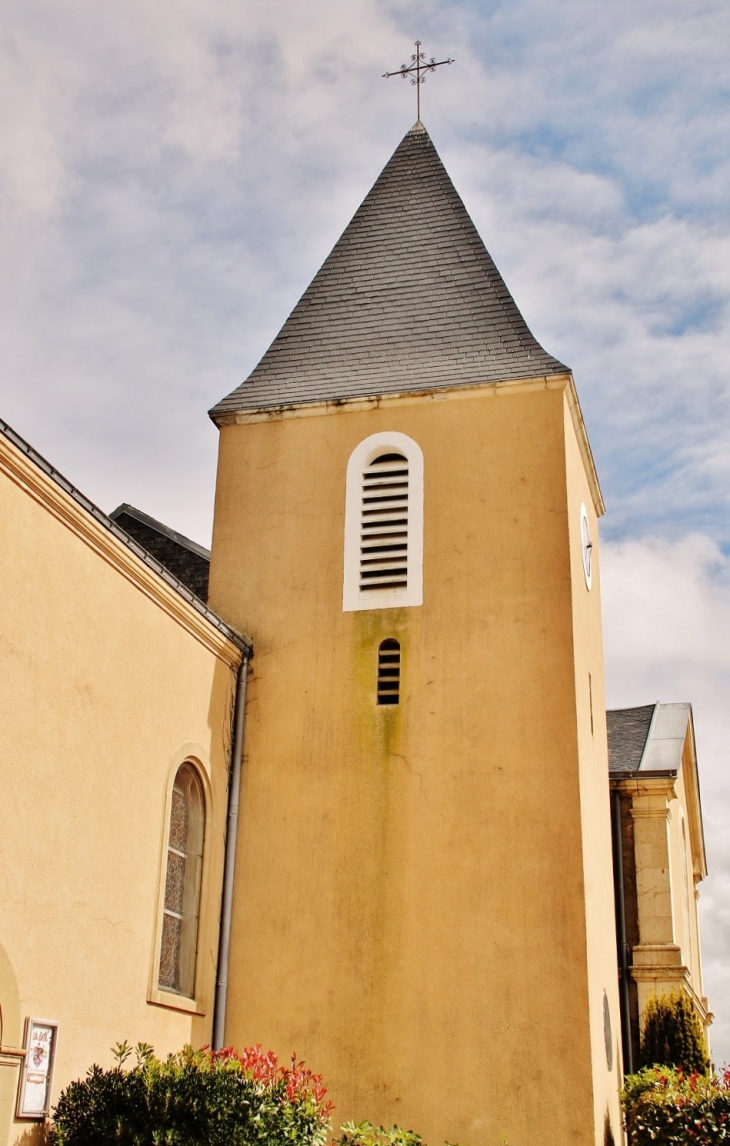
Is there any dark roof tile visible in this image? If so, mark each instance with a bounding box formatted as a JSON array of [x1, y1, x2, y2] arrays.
[[606, 705, 656, 774], [110, 504, 210, 604]]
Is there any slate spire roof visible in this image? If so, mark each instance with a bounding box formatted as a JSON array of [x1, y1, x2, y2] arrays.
[[211, 121, 568, 421]]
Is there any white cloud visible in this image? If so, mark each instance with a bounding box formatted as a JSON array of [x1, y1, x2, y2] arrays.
[[0, 0, 411, 536], [602, 534, 730, 1064], [0, 28, 78, 219], [602, 535, 730, 677], [445, 137, 730, 544]]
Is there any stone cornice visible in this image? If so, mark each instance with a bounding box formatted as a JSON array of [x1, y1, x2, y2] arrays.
[[611, 774, 678, 802], [630, 962, 713, 1027], [0, 425, 251, 669], [215, 372, 606, 518]]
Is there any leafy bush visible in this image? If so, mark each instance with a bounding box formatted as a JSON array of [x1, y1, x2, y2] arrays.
[[638, 990, 710, 1074], [335, 1121, 462, 1146], [621, 1064, 730, 1144], [336, 1123, 425, 1146], [50, 1041, 333, 1146]]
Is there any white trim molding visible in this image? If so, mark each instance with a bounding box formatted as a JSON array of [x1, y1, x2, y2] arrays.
[[343, 432, 424, 612]]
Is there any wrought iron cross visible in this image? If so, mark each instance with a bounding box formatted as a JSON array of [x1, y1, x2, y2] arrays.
[[382, 40, 455, 121]]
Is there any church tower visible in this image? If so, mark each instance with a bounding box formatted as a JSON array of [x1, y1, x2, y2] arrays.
[[208, 122, 622, 1146]]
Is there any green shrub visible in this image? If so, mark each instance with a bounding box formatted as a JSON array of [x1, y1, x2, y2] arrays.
[[639, 989, 710, 1074], [335, 1121, 462, 1146], [50, 1041, 333, 1146], [51, 1044, 474, 1146], [621, 1064, 730, 1144], [336, 1123, 424, 1146]]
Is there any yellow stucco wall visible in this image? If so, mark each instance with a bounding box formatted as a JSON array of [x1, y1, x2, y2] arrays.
[[563, 399, 624, 1141], [209, 380, 619, 1145], [0, 435, 240, 1144]]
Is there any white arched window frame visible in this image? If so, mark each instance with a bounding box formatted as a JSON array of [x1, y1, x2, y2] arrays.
[[343, 432, 424, 612]]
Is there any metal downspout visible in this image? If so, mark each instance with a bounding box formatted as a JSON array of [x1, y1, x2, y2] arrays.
[[213, 653, 249, 1050], [612, 787, 634, 1075]]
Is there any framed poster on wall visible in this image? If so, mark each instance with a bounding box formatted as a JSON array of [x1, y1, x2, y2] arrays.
[[16, 1018, 58, 1119]]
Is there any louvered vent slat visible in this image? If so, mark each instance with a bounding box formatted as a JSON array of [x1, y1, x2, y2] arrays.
[[360, 452, 409, 592], [377, 639, 401, 705]]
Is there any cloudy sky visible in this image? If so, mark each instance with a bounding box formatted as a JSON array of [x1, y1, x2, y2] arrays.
[[2, 0, 729, 1063]]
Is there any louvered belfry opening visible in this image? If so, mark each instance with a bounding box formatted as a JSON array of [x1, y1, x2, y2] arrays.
[[377, 639, 401, 705], [360, 452, 409, 592]]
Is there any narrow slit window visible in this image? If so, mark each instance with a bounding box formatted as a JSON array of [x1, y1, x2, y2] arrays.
[[360, 453, 409, 592], [377, 639, 401, 705], [158, 763, 205, 998]]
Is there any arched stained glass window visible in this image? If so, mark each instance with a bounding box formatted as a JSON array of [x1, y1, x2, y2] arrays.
[[158, 763, 205, 997]]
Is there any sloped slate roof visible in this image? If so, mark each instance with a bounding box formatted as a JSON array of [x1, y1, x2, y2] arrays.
[[606, 704, 657, 773], [110, 504, 210, 603], [211, 121, 568, 421], [607, 703, 693, 776]]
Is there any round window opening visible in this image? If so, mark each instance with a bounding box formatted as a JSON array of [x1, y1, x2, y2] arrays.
[[580, 503, 593, 590], [603, 990, 613, 1071]]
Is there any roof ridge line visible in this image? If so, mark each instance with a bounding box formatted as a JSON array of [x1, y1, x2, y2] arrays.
[[110, 503, 211, 562]]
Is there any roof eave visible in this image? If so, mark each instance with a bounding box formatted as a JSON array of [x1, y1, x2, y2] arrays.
[[0, 417, 252, 660], [610, 768, 679, 781], [211, 370, 605, 518]]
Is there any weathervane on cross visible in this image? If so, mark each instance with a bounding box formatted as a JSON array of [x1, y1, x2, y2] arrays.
[[382, 41, 455, 122]]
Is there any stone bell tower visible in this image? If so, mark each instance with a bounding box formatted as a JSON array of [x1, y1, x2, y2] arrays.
[[208, 121, 622, 1146]]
